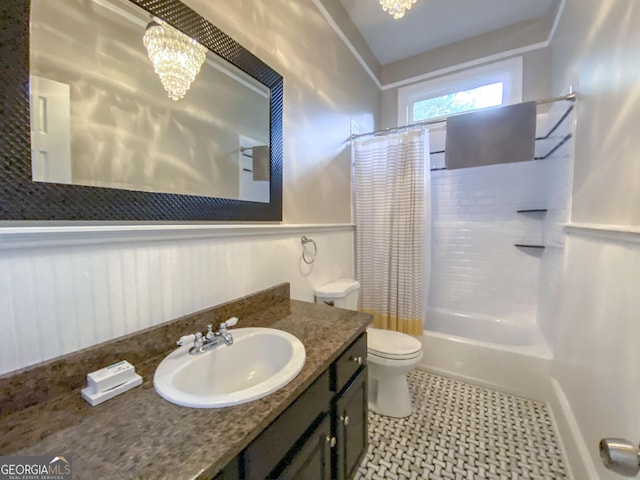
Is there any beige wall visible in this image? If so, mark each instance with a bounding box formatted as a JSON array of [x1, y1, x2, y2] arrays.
[[316, 0, 381, 82], [380, 88, 399, 130], [184, 0, 379, 223], [381, 17, 552, 87], [551, 0, 640, 226], [380, 48, 552, 129]]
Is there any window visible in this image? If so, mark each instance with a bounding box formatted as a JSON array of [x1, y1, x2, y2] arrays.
[[397, 57, 523, 126], [412, 82, 503, 121]]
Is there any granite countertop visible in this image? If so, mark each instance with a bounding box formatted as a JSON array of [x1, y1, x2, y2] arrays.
[[0, 284, 371, 479]]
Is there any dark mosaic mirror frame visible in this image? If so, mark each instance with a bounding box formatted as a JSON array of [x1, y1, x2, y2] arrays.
[[0, 0, 283, 221]]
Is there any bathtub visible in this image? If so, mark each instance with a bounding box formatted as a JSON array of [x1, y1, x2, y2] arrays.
[[425, 308, 551, 354], [419, 308, 553, 400]]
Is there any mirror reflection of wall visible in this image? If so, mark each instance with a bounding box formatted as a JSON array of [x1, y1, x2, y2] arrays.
[[29, 0, 270, 202]]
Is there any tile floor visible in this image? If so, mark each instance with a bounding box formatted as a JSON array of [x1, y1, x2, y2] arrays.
[[355, 369, 569, 480]]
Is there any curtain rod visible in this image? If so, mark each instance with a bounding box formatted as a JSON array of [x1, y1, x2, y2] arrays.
[[350, 92, 577, 141]]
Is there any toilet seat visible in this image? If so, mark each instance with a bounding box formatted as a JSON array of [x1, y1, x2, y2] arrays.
[[368, 349, 422, 361], [367, 350, 423, 370], [367, 328, 422, 360]]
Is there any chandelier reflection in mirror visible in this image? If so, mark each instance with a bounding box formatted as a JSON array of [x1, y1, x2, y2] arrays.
[[143, 19, 207, 100], [379, 0, 418, 19]]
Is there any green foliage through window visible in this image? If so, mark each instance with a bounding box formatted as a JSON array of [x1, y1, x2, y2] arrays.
[[412, 82, 504, 122]]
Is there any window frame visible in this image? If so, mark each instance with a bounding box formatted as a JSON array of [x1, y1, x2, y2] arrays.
[[397, 57, 523, 126]]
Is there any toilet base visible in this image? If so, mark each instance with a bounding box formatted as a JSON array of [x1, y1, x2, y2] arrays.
[[368, 374, 413, 417], [367, 352, 423, 418]]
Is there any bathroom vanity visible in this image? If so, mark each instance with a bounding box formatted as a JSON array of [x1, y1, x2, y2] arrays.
[[0, 284, 371, 479], [216, 333, 368, 479]]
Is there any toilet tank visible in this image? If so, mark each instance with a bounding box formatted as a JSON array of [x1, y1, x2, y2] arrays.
[[315, 279, 360, 311]]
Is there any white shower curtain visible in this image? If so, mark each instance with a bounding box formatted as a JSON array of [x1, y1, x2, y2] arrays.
[[353, 129, 431, 335]]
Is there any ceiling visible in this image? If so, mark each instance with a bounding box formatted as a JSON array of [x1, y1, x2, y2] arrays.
[[338, 0, 559, 65]]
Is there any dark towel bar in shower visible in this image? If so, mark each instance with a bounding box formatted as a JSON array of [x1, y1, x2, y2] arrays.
[[429, 101, 575, 171]]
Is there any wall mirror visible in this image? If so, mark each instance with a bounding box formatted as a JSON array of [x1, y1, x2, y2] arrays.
[[0, 0, 283, 221]]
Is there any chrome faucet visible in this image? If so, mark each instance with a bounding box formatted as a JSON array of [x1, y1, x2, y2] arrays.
[[177, 317, 238, 355]]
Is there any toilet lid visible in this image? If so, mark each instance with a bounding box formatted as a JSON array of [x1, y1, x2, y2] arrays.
[[315, 279, 360, 298], [367, 328, 422, 360]]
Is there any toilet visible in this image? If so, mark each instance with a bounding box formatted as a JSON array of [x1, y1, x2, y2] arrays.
[[315, 279, 424, 418]]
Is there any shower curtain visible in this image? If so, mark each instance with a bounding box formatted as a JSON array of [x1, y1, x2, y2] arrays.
[[353, 129, 431, 336]]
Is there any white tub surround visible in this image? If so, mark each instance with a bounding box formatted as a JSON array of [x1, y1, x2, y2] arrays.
[[427, 99, 573, 330]]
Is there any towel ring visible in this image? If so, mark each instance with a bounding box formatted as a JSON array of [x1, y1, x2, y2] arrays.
[[301, 236, 317, 264]]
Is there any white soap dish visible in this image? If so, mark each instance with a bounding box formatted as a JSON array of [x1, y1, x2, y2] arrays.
[[81, 360, 142, 406]]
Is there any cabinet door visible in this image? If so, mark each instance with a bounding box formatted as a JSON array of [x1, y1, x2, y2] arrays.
[[278, 414, 333, 480], [334, 367, 368, 480]]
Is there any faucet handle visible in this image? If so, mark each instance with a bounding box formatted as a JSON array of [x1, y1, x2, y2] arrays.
[[177, 334, 195, 346], [193, 332, 204, 348], [221, 317, 238, 329], [206, 324, 215, 340]]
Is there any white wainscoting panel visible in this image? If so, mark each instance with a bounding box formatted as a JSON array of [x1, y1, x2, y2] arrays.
[[550, 228, 640, 480], [0, 225, 354, 375]]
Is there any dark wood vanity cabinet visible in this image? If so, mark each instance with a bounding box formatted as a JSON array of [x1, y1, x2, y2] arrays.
[[215, 333, 368, 480]]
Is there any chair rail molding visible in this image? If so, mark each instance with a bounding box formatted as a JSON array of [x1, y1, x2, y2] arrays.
[[0, 224, 356, 250], [564, 223, 640, 245]]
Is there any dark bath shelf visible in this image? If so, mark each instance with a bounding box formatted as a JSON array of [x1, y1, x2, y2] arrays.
[[516, 209, 548, 213], [514, 244, 546, 249]]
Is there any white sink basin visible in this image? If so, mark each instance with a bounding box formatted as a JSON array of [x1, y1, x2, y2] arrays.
[[154, 327, 306, 408]]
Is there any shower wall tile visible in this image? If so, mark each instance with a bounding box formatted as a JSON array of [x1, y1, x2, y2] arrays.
[[427, 106, 573, 326], [0, 228, 354, 376]]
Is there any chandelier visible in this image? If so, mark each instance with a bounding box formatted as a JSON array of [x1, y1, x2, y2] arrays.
[[379, 0, 418, 19], [143, 20, 207, 101]]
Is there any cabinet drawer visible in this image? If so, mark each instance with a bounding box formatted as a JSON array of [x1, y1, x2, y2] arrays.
[[242, 369, 331, 480], [331, 333, 367, 394]]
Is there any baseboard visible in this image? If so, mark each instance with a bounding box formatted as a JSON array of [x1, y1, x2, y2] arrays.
[[547, 377, 600, 480]]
